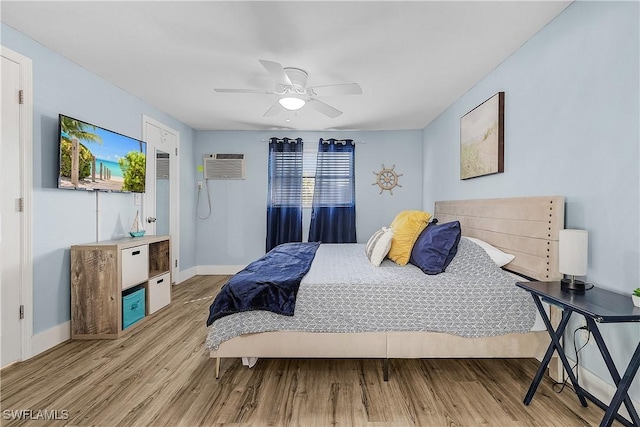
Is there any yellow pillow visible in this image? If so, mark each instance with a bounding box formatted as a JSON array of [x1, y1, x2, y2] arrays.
[[387, 210, 432, 265]]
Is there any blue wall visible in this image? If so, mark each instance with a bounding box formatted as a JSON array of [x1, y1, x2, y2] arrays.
[[422, 1, 639, 401], [194, 130, 423, 266], [1, 23, 197, 335]]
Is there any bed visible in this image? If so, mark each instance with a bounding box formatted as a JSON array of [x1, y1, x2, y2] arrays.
[[206, 196, 565, 380]]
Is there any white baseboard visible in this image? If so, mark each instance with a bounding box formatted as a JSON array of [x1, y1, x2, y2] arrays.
[[197, 265, 246, 275], [567, 357, 640, 421], [31, 321, 70, 358], [175, 266, 197, 284]]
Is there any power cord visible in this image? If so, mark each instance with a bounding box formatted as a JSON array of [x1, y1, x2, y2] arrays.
[[552, 324, 591, 394], [196, 179, 212, 220], [552, 282, 597, 393]]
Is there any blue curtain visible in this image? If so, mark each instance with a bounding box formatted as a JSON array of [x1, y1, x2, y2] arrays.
[[266, 138, 304, 252], [308, 138, 356, 243]]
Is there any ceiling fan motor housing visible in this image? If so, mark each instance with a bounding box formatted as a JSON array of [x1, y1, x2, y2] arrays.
[[283, 67, 308, 93]]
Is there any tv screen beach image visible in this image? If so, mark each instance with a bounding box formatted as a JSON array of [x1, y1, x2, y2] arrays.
[[58, 115, 146, 192]]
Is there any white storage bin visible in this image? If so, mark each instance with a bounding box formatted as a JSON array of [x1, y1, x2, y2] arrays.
[[148, 272, 171, 314], [121, 245, 149, 290]]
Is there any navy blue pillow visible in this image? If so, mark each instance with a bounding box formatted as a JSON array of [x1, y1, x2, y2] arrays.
[[409, 221, 462, 275]]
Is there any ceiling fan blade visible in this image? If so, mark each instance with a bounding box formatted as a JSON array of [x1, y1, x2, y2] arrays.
[[263, 101, 283, 117], [259, 60, 293, 87], [307, 83, 363, 96], [307, 99, 342, 118], [214, 88, 273, 94]]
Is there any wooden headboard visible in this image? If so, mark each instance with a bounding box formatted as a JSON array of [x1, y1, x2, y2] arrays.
[[434, 196, 565, 282]]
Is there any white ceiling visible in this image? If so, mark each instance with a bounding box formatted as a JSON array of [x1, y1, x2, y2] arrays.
[[1, 1, 571, 131]]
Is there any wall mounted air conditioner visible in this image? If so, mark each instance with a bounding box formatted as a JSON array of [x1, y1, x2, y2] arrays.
[[203, 154, 246, 179]]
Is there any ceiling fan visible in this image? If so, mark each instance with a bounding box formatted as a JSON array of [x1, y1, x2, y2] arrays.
[[214, 60, 362, 118]]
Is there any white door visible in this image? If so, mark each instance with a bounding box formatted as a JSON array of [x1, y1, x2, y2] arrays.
[[143, 116, 179, 283], [1, 47, 33, 367]]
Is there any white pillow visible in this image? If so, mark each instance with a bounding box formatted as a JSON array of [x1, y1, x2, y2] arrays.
[[464, 237, 515, 267], [365, 227, 394, 266]]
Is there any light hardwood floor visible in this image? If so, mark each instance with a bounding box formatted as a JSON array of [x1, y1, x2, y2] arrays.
[[1, 275, 614, 426]]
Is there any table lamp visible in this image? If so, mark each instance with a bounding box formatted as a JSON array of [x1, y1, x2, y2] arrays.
[[559, 229, 588, 291]]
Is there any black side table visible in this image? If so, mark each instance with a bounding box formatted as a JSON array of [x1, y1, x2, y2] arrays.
[[516, 281, 640, 427]]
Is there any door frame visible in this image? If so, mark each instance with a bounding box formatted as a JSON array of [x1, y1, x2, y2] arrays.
[[1, 46, 34, 363], [142, 115, 180, 284]]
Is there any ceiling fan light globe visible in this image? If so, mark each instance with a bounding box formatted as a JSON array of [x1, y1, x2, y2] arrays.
[[279, 97, 305, 111]]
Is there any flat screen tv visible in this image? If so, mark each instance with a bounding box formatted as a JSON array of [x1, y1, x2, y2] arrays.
[[58, 114, 146, 193]]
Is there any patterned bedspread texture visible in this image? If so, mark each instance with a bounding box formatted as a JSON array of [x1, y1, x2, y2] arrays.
[[205, 237, 536, 350]]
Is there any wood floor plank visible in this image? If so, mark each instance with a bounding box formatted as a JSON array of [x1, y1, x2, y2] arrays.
[[0, 274, 617, 426]]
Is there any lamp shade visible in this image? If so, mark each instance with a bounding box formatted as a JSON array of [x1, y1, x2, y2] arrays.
[[559, 229, 588, 276]]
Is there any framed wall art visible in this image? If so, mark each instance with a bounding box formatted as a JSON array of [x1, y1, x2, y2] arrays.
[[460, 92, 504, 180]]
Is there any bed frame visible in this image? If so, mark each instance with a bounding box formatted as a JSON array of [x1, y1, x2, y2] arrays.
[[210, 196, 565, 380]]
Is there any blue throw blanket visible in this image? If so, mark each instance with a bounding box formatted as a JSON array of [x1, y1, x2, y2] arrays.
[[206, 242, 320, 326]]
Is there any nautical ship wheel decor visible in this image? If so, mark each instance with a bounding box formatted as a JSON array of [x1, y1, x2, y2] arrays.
[[373, 164, 403, 195]]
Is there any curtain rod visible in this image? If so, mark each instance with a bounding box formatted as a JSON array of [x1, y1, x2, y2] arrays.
[[261, 138, 365, 144]]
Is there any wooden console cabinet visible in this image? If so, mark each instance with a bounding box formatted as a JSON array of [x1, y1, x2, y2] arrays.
[[70, 235, 171, 339]]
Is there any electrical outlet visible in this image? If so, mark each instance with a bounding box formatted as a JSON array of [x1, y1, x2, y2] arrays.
[[197, 181, 203, 189]]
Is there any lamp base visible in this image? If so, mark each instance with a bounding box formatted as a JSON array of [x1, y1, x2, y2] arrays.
[[561, 278, 586, 292]]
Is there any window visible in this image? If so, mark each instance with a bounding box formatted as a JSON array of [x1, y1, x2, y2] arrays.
[[302, 144, 317, 207], [269, 149, 303, 207], [303, 141, 355, 207], [312, 149, 355, 206], [308, 139, 356, 243]]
